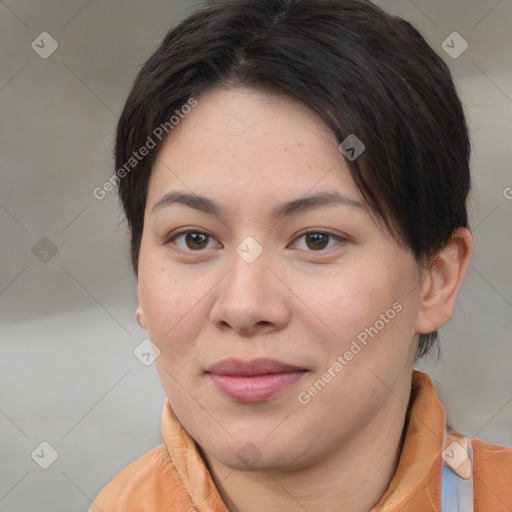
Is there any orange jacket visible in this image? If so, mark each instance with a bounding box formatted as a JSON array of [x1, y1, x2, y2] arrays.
[[90, 370, 512, 511]]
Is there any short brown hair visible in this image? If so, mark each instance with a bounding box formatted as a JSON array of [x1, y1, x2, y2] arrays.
[[115, 0, 472, 361]]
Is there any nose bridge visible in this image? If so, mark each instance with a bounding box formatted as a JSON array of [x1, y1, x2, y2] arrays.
[[209, 235, 285, 331], [228, 235, 269, 295]]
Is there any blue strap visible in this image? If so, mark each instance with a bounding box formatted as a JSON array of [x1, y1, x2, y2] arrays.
[[441, 440, 474, 511]]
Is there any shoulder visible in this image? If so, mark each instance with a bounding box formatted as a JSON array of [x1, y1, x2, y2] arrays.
[[471, 436, 512, 470], [89, 444, 193, 512], [470, 436, 512, 510]]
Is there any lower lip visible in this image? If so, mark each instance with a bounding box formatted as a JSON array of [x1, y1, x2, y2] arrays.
[[207, 371, 307, 402]]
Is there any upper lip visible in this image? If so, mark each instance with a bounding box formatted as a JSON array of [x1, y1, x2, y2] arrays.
[[205, 358, 307, 376]]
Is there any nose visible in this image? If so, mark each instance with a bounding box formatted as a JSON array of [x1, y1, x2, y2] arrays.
[[208, 241, 291, 336]]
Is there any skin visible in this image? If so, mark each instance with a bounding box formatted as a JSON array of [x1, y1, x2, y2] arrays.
[[136, 87, 473, 512]]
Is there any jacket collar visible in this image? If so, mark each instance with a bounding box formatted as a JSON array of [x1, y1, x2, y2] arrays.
[[372, 369, 446, 511], [161, 369, 447, 512]]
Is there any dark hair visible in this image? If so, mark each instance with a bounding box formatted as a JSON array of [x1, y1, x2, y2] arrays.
[[115, 0, 472, 361]]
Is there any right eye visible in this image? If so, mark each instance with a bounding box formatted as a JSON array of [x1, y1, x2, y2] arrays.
[[164, 230, 221, 252]]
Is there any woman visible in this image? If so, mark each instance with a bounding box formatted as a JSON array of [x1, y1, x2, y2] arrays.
[[90, 0, 512, 510]]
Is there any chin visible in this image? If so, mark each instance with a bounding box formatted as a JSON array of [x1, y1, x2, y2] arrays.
[[203, 435, 311, 473]]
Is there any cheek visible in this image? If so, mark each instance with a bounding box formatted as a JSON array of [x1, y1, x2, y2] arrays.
[[313, 265, 391, 334], [138, 261, 194, 346], [137, 257, 221, 378], [316, 260, 416, 362]]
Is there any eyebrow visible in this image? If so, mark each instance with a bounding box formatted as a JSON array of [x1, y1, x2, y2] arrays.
[[151, 191, 365, 219]]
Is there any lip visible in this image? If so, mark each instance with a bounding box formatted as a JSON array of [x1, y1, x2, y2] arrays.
[[205, 358, 308, 402], [205, 358, 306, 376]]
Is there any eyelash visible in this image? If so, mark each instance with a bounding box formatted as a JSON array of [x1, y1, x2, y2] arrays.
[[163, 229, 346, 253]]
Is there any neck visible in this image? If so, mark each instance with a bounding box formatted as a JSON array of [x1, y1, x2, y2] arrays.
[[202, 373, 414, 512]]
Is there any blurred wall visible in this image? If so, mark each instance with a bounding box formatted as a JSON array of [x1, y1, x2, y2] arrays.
[[1, 1, 511, 510]]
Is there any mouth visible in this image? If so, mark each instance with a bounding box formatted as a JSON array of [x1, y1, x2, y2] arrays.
[[205, 358, 308, 402]]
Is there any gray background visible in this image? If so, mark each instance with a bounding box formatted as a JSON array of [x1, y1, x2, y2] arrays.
[[0, 0, 511, 511]]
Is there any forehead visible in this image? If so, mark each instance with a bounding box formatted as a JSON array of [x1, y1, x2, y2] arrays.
[[147, 87, 363, 210]]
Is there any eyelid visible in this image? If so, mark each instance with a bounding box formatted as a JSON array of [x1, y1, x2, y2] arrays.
[[161, 228, 215, 247], [295, 228, 346, 241], [293, 229, 347, 251]]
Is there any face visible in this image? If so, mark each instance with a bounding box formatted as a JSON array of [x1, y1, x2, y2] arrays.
[[137, 87, 422, 471]]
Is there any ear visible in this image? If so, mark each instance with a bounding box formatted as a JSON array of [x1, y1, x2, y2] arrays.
[[136, 303, 148, 330], [415, 228, 473, 334]]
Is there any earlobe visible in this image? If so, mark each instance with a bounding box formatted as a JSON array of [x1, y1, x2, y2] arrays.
[[136, 304, 148, 330], [415, 228, 473, 334]]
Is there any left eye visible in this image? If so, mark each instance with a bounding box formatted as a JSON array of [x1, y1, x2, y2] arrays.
[[294, 231, 343, 251], [165, 230, 343, 252]]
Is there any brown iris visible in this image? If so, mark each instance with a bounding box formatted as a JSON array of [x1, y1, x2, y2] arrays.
[[185, 233, 209, 250], [305, 233, 329, 251]]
